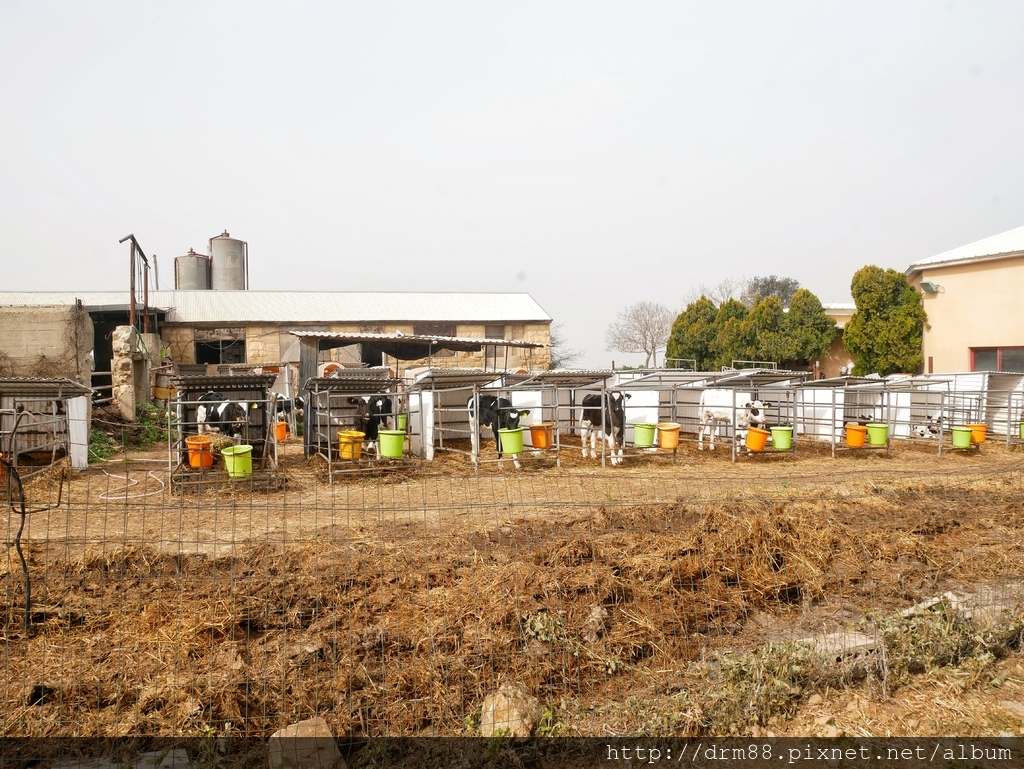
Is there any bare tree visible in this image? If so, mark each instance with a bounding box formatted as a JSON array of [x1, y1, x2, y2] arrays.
[[684, 277, 746, 306], [548, 322, 584, 369], [605, 301, 675, 368]]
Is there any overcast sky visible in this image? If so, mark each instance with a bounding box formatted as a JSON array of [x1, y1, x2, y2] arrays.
[[2, 1, 1022, 369]]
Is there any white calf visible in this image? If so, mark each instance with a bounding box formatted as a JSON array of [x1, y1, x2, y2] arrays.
[[697, 389, 771, 452]]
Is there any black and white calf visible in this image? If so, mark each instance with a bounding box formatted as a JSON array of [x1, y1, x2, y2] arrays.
[[468, 394, 531, 469], [911, 413, 945, 438], [696, 389, 771, 452], [196, 391, 249, 439], [274, 394, 305, 423], [348, 395, 392, 457], [580, 391, 630, 466]]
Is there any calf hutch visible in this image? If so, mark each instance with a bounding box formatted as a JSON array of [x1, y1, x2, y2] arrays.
[[0, 377, 90, 475], [305, 368, 414, 481], [169, 373, 282, 488], [295, 330, 546, 468]]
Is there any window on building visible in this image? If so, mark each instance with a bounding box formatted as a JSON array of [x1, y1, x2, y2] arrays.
[[972, 347, 1024, 372], [484, 324, 506, 359], [195, 339, 246, 365], [413, 324, 457, 357]]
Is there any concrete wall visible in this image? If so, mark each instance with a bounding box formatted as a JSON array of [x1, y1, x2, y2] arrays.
[[0, 305, 94, 385], [917, 256, 1024, 373]]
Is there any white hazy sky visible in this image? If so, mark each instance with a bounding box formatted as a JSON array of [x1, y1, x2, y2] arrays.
[[2, 1, 1022, 369]]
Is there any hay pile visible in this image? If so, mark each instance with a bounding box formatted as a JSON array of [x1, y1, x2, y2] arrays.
[[4, 468, 1024, 739]]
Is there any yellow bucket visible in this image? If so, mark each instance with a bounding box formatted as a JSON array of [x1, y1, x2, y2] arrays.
[[337, 430, 365, 460]]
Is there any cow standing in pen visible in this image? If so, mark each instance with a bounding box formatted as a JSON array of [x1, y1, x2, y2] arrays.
[[348, 395, 392, 457], [580, 391, 630, 466], [468, 394, 531, 469]]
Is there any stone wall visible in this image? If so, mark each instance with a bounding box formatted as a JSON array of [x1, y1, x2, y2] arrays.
[[111, 327, 162, 419]]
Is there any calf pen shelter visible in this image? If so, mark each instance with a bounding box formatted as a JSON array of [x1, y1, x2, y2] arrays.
[[293, 330, 546, 460], [169, 373, 281, 486]]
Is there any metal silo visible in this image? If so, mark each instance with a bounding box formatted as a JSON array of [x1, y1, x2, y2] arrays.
[[209, 230, 248, 290], [174, 249, 211, 290]]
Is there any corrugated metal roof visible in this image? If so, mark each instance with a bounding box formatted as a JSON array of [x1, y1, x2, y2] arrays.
[[290, 330, 545, 349], [0, 290, 552, 324], [908, 224, 1024, 270], [0, 377, 92, 396]]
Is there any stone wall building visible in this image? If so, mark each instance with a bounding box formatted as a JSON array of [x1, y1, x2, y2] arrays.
[[0, 291, 553, 411]]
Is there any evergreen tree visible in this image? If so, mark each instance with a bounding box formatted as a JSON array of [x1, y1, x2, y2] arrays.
[[844, 266, 927, 376], [711, 298, 751, 369], [665, 296, 718, 369], [785, 288, 838, 365]]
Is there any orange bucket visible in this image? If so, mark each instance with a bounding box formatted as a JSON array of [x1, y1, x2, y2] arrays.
[[745, 426, 770, 452], [656, 422, 681, 449], [275, 421, 287, 441], [529, 423, 554, 449], [967, 423, 987, 444], [185, 434, 214, 469], [845, 424, 867, 448]]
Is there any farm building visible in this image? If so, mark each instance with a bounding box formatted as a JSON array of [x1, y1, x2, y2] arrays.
[[0, 290, 552, 416], [906, 224, 1024, 374]]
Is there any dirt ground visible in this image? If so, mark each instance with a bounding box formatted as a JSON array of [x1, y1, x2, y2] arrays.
[[3, 433, 1024, 741]]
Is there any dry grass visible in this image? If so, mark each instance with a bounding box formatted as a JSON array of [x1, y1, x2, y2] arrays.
[[2, 438, 1024, 738]]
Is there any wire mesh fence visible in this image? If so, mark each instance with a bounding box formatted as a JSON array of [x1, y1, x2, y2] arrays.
[[4, 436, 1024, 740]]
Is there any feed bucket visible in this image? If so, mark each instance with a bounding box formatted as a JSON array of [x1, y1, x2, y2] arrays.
[[951, 426, 972, 449], [185, 434, 214, 469], [1020, 422, 1024, 441], [275, 421, 287, 441], [337, 430, 365, 460], [498, 427, 524, 455], [220, 445, 253, 478], [845, 424, 867, 448], [656, 422, 681, 449], [745, 426, 770, 452], [770, 426, 793, 450], [397, 413, 408, 431], [378, 429, 405, 458], [529, 423, 554, 449], [633, 423, 656, 448], [866, 423, 889, 446], [967, 423, 987, 444]]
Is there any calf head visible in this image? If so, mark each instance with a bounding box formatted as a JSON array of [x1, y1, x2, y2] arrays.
[[499, 405, 530, 431], [743, 400, 771, 427]]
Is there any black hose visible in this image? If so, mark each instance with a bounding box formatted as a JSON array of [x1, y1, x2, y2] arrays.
[[1, 457, 31, 633]]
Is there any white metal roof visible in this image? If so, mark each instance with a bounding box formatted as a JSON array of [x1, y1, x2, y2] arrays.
[[908, 224, 1024, 271], [0, 290, 552, 324]]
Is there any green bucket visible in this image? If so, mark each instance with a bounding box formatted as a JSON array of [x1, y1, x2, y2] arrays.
[[951, 426, 972, 449], [378, 430, 405, 458], [498, 427, 524, 454], [866, 423, 889, 446], [397, 413, 408, 431], [221, 444, 253, 478], [633, 423, 656, 448], [770, 426, 793, 450], [1020, 422, 1024, 441]]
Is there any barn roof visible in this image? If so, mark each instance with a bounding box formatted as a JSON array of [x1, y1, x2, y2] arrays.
[[0, 290, 552, 324], [0, 377, 92, 397], [908, 224, 1024, 272]]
